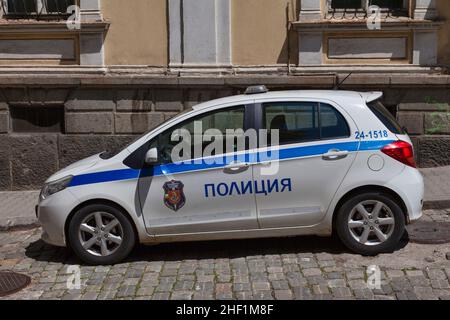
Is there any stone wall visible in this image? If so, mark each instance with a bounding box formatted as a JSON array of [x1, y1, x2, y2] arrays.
[[0, 87, 236, 191], [0, 84, 449, 191]]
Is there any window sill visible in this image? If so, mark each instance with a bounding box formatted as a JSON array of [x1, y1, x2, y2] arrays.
[[0, 19, 109, 33], [292, 19, 443, 31]]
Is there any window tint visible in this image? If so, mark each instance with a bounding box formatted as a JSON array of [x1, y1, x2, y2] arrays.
[[320, 104, 350, 139], [158, 106, 245, 163], [264, 102, 320, 145], [367, 100, 404, 134], [263, 102, 350, 146]]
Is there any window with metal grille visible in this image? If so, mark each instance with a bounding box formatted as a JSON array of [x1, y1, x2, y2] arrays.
[[328, 0, 408, 15], [370, 0, 404, 10], [2, 0, 75, 18], [10, 106, 65, 133], [331, 0, 363, 9]]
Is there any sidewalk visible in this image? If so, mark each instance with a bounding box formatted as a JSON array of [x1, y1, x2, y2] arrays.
[[0, 166, 449, 230]]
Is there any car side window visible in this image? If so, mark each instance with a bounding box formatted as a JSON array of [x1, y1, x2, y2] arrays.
[[158, 106, 246, 163], [320, 103, 350, 139], [263, 102, 320, 146], [263, 102, 350, 146]]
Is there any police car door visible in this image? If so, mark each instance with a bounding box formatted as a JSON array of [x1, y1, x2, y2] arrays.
[[252, 99, 357, 228], [139, 104, 259, 235]]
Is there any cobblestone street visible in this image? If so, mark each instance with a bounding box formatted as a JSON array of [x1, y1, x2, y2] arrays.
[[0, 209, 449, 300]]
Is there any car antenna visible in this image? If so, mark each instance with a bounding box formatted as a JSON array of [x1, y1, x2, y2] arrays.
[[334, 72, 353, 90]]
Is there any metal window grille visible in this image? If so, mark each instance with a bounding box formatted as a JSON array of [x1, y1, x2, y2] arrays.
[[327, 0, 409, 18], [1, 0, 75, 19]]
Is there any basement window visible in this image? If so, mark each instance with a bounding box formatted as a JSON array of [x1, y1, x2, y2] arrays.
[[10, 106, 65, 133]]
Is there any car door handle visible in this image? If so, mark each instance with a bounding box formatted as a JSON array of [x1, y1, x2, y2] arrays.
[[322, 149, 349, 161], [223, 162, 250, 174]]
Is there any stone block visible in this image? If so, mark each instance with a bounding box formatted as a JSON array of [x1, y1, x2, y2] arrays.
[[0, 136, 11, 190], [66, 113, 113, 134], [10, 135, 58, 190], [185, 90, 218, 109], [0, 90, 8, 110], [28, 89, 47, 105], [45, 89, 71, 106], [65, 89, 115, 111], [116, 90, 152, 112], [0, 112, 8, 133], [418, 137, 450, 168], [424, 113, 450, 134], [164, 112, 179, 121], [5, 88, 28, 105], [58, 135, 136, 168], [115, 113, 164, 134], [154, 89, 183, 111], [397, 112, 423, 135]]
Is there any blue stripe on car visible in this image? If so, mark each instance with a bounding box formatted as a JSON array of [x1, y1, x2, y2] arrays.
[[69, 140, 394, 187]]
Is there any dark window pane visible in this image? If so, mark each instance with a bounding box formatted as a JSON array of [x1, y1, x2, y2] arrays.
[[370, 0, 404, 9], [320, 104, 350, 139], [7, 0, 37, 14], [158, 106, 246, 163], [331, 0, 362, 9], [45, 0, 74, 13], [367, 101, 404, 134], [11, 106, 64, 133], [263, 102, 320, 146]]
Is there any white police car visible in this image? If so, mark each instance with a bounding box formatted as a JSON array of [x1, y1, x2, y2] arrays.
[[37, 86, 424, 265]]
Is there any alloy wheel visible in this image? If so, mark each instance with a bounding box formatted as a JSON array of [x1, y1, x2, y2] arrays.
[[78, 212, 124, 257], [347, 200, 395, 246]]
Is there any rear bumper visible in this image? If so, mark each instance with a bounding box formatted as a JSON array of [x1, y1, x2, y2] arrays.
[[386, 166, 424, 223]]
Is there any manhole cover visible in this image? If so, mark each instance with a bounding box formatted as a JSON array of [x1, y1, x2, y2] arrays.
[[407, 221, 450, 244], [0, 272, 31, 297]]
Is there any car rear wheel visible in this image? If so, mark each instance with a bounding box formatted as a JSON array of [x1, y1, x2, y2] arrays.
[[68, 204, 136, 265], [336, 192, 405, 255]]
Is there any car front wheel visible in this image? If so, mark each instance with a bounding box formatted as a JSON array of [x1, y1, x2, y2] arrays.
[[68, 204, 136, 265], [336, 192, 405, 256]]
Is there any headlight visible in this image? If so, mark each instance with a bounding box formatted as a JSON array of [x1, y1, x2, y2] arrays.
[[40, 176, 73, 201]]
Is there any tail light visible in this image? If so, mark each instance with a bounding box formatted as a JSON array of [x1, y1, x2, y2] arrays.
[[381, 141, 416, 168]]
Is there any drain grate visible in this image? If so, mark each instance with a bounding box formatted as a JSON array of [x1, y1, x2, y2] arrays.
[[0, 272, 31, 297], [407, 221, 450, 244]]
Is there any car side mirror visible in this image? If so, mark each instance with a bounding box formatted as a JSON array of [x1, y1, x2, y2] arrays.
[[144, 147, 159, 165]]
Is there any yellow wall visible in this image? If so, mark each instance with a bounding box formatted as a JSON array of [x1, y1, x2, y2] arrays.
[[102, 0, 168, 66], [437, 0, 450, 66], [231, 0, 298, 66]]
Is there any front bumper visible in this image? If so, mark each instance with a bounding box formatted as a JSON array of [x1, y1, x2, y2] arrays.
[[37, 189, 80, 247]]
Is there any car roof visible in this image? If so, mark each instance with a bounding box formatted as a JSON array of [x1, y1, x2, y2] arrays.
[[192, 90, 382, 111]]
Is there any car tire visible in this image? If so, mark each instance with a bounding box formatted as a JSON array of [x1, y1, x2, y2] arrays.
[[336, 192, 405, 256], [68, 203, 136, 265]]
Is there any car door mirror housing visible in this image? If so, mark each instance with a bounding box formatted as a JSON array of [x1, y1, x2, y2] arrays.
[[145, 147, 159, 165]]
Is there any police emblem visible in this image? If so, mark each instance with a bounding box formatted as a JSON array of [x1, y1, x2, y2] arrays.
[[163, 180, 186, 211]]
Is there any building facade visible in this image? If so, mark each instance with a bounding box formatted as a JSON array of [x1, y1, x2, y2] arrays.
[[0, 0, 449, 190]]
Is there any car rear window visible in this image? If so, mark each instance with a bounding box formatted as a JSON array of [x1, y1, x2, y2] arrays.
[[367, 100, 404, 134]]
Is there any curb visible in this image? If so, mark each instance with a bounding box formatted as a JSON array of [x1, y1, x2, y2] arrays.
[[0, 218, 40, 232], [423, 200, 450, 210]]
